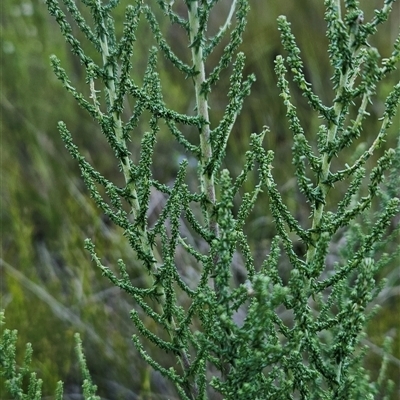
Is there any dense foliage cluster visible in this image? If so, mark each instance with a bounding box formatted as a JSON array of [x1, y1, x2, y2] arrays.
[[1, 0, 400, 399]]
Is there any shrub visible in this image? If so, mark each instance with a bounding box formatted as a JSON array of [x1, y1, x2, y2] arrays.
[[2, 0, 399, 398]]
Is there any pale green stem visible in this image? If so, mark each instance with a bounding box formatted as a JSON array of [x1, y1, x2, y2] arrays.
[[188, 1, 218, 238], [97, 21, 158, 271], [188, 1, 233, 382], [336, 0, 341, 20], [306, 70, 349, 264], [211, 0, 237, 47], [342, 113, 392, 176], [302, 8, 371, 380], [353, 92, 370, 126], [97, 9, 199, 397]]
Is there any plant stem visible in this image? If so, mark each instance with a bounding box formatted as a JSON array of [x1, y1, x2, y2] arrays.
[[188, 1, 219, 240], [306, 72, 349, 263], [188, 0, 234, 382], [96, 4, 157, 272]]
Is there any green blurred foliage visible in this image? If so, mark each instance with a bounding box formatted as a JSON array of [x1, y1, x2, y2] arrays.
[[1, 0, 399, 398]]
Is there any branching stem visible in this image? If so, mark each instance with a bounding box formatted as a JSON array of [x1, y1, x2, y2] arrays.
[[306, 71, 349, 263], [96, 2, 157, 272], [188, 2, 218, 240]]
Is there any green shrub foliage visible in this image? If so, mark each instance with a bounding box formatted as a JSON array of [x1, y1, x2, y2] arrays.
[[2, 0, 400, 398]]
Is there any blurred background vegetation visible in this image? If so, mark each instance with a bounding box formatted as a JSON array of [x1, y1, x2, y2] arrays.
[[1, 0, 399, 399]]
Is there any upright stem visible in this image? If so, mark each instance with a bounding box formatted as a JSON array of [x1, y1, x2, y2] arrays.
[[306, 0, 368, 264], [188, 1, 233, 381], [188, 1, 219, 240], [97, 12, 157, 272], [306, 71, 348, 264], [99, 7, 200, 397], [336, 0, 341, 20]]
